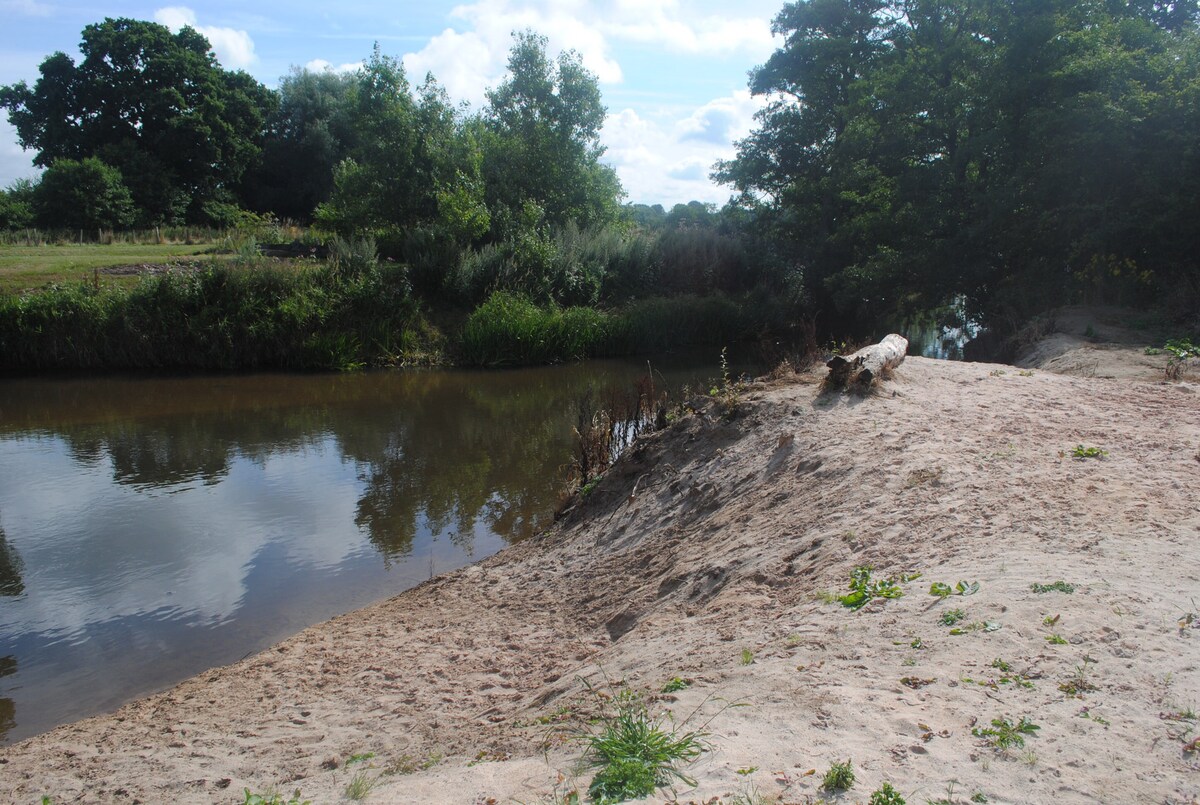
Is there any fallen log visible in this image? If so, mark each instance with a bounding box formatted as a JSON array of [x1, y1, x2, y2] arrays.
[[825, 334, 909, 391]]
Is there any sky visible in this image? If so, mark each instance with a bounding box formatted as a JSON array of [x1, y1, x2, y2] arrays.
[[0, 0, 786, 207]]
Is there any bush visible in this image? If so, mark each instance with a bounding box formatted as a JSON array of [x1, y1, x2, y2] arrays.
[[34, 158, 136, 231], [458, 290, 609, 367], [0, 262, 426, 372]]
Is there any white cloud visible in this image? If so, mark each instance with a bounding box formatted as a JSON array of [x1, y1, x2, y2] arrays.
[[154, 6, 258, 70], [601, 90, 765, 206], [305, 58, 363, 74], [0, 0, 52, 16], [604, 0, 773, 56]]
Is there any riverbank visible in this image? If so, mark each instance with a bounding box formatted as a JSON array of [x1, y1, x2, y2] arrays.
[[2, 346, 1198, 803]]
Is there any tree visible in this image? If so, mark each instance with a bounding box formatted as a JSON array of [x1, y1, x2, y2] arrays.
[[0, 179, 36, 230], [241, 68, 358, 221], [33, 158, 135, 230], [314, 48, 464, 236], [0, 18, 275, 225], [482, 31, 623, 237], [717, 0, 1200, 330]]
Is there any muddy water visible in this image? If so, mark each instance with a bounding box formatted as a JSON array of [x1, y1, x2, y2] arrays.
[[0, 356, 740, 743]]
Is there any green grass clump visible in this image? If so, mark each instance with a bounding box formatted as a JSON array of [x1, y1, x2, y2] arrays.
[[1031, 580, 1075, 594], [576, 688, 707, 804], [821, 759, 855, 791], [972, 716, 1040, 749], [869, 782, 906, 805]]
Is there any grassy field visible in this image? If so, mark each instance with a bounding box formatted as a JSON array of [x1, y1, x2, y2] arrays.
[[0, 244, 220, 292]]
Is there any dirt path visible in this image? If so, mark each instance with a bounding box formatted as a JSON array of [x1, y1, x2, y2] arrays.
[[2, 353, 1198, 804]]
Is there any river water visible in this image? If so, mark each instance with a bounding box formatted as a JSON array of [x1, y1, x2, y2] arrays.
[[0, 356, 737, 743]]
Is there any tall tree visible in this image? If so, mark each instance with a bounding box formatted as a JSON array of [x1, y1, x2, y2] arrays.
[[241, 68, 358, 221], [0, 18, 275, 225], [482, 31, 623, 237], [718, 0, 1200, 329]]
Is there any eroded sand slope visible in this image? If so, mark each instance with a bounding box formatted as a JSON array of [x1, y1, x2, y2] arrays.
[[2, 356, 1198, 804]]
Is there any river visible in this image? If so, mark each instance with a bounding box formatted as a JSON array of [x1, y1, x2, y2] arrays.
[[0, 355, 741, 743]]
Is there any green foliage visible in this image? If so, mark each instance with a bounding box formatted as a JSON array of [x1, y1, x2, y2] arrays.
[[940, 609, 967, 626], [661, 677, 690, 694], [34, 158, 135, 230], [0, 262, 425, 371], [0, 179, 36, 230], [821, 759, 855, 791], [241, 67, 357, 221], [576, 687, 707, 804], [1071, 445, 1108, 459], [740, 648, 755, 665], [1161, 338, 1200, 360], [839, 566, 904, 610], [1046, 634, 1068, 645], [242, 789, 311, 805], [971, 716, 1040, 749], [717, 0, 1200, 332], [483, 31, 622, 237], [1, 18, 274, 225], [930, 580, 979, 598], [869, 782, 906, 805], [1031, 581, 1076, 594], [459, 291, 609, 367]]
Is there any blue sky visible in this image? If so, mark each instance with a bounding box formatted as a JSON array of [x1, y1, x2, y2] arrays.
[[0, 0, 786, 206]]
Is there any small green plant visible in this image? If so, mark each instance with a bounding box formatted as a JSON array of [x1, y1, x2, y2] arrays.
[[971, 716, 1040, 749], [1070, 445, 1107, 459], [821, 759, 855, 791], [661, 677, 691, 694], [971, 793, 989, 803], [940, 608, 967, 626], [242, 790, 311, 805], [1031, 580, 1075, 594], [736, 766, 759, 776], [869, 781, 906, 805], [344, 770, 376, 801], [1059, 661, 1098, 697], [575, 684, 708, 804], [1046, 633, 1068, 645], [930, 580, 980, 598], [949, 620, 1001, 635], [839, 566, 904, 610], [740, 648, 755, 665]]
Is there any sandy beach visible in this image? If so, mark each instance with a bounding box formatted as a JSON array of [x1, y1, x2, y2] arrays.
[[2, 316, 1198, 804]]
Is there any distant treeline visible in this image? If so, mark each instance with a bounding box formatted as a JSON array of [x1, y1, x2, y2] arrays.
[[4, 1, 1200, 362]]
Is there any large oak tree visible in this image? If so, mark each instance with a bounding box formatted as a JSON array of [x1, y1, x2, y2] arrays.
[[1, 18, 275, 225]]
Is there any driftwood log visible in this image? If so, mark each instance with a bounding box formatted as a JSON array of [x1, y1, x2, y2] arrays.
[[825, 333, 909, 391]]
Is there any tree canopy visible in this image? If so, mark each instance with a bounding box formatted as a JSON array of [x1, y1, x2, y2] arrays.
[[1, 18, 275, 225], [717, 0, 1200, 329]]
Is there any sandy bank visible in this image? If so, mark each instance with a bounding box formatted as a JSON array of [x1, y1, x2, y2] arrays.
[[2, 347, 1198, 804]]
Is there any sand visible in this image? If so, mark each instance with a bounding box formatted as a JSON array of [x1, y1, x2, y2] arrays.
[[1, 319, 1198, 804]]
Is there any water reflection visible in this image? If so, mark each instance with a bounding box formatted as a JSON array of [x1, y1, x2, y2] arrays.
[[0, 358, 734, 742], [0, 528, 23, 598]]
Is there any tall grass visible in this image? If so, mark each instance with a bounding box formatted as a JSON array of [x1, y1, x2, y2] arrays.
[[0, 261, 431, 372], [459, 291, 610, 367], [0, 221, 306, 248]]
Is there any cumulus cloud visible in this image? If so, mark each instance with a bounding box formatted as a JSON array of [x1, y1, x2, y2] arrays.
[[604, 0, 773, 56], [402, 2, 622, 107], [601, 89, 765, 205], [677, 90, 764, 144], [154, 6, 258, 69], [305, 59, 363, 74], [1, 0, 52, 16]]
